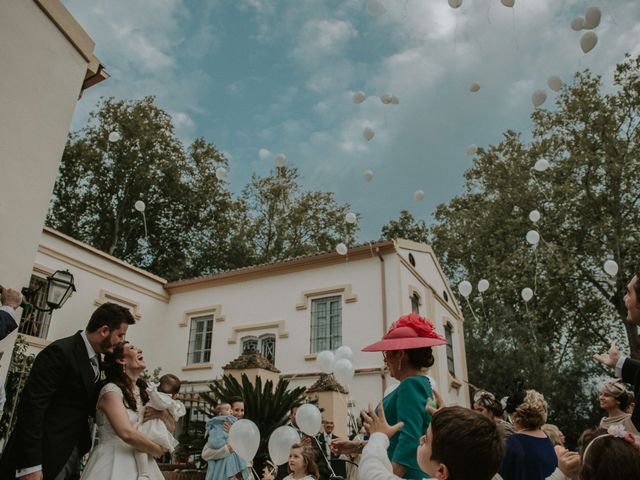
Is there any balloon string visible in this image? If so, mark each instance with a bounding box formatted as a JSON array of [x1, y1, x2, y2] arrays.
[[534, 247, 538, 294], [250, 466, 260, 480], [313, 434, 338, 478], [531, 177, 550, 202], [337, 384, 360, 438], [464, 297, 481, 322]]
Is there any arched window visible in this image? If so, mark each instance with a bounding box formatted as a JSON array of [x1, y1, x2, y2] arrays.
[[411, 292, 421, 314]]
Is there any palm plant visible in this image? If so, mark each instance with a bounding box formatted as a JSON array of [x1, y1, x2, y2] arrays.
[[200, 373, 307, 476]]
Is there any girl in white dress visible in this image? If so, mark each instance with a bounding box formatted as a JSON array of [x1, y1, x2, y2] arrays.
[[81, 342, 168, 480], [282, 443, 319, 480]]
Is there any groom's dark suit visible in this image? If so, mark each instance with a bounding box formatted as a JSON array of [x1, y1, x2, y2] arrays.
[[0, 331, 99, 479]]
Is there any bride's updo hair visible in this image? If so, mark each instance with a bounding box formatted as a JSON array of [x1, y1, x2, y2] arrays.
[[103, 342, 149, 411]]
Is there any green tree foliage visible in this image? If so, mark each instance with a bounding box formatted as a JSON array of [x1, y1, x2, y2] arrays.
[[380, 210, 429, 243], [430, 55, 640, 444], [199, 373, 307, 477]]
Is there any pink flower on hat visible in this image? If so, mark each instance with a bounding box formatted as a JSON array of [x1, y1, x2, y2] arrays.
[[390, 313, 438, 338]]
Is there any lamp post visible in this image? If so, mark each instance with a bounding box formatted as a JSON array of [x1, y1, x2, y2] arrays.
[[18, 269, 76, 313]]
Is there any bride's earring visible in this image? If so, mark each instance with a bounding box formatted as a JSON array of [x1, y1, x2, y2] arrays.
[[397, 358, 402, 372]]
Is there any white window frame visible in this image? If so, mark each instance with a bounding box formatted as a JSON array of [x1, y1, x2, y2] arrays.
[[187, 314, 214, 365], [310, 295, 342, 353]]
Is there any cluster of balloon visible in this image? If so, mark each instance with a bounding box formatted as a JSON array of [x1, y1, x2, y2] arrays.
[[571, 7, 601, 53], [521, 287, 534, 302], [275, 153, 286, 168], [367, 0, 387, 17], [345, 212, 357, 224], [336, 243, 348, 256], [363, 127, 375, 141], [215, 167, 227, 181], [526, 230, 540, 247], [108, 131, 121, 142], [466, 144, 478, 156], [469, 82, 481, 93], [603, 260, 618, 277], [229, 419, 261, 464], [414, 190, 425, 202], [529, 210, 541, 223], [380, 93, 400, 105], [268, 426, 301, 466], [316, 346, 355, 386]]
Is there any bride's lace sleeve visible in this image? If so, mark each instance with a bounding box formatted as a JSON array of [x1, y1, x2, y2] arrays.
[[98, 382, 124, 401]]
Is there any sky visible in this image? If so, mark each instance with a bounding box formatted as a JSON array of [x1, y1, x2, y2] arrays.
[[62, 0, 640, 241]]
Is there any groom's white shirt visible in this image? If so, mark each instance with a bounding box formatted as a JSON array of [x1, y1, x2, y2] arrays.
[[16, 331, 97, 477]]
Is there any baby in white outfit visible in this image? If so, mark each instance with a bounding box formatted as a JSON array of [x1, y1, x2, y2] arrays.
[[135, 374, 186, 480]]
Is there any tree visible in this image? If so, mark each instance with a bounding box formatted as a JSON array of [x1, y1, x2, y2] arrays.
[[380, 210, 429, 243], [430, 54, 640, 444]]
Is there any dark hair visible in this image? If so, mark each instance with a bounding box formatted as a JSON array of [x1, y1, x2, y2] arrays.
[[87, 303, 135, 333], [430, 406, 505, 480], [580, 433, 640, 480], [289, 443, 319, 480], [229, 396, 244, 407], [405, 347, 434, 369], [159, 374, 181, 395], [102, 342, 149, 410]]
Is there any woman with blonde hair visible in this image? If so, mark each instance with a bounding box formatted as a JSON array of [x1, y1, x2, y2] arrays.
[[598, 378, 638, 434], [499, 389, 557, 480]]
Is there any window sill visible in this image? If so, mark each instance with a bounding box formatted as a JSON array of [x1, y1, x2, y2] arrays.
[[182, 363, 213, 371], [19, 334, 50, 348], [304, 354, 317, 361]]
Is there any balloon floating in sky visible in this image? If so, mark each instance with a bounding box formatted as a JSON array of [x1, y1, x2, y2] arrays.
[[529, 210, 541, 223], [363, 169, 374, 182], [458, 280, 472, 298], [414, 190, 425, 202], [363, 127, 375, 141], [215, 167, 227, 181], [380, 93, 393, 104], [534, 159, 550, 172], [571, 17, 585, 31], [547, 76, 562, 92], [467, 144, 478, 156], [532, 90, 547, 108], [108, 131, 121, 142], [603, 260, 619, 277], [336, 243, 348, 256], [345, 212, 357, 224], [390, 95, 400, 105], [134, 200, 145, 213], [521, 288, 534, 302], [526, 230, 540, 246], [367, 0, 387, 17], [580, 32, 598, 53], [500, 0, 514, 7], [448, 0, 462, 8], [478, 279, 490, 293], [469, 82, 480, 93], [275, 153, 286, 168], [259, 148, 271, 161], [584, 7, 601, 29], [353, 91, 366, 104]]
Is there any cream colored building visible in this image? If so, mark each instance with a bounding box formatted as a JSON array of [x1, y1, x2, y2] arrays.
[[0, 0, 107, 380], [21, 227, 470, 437]]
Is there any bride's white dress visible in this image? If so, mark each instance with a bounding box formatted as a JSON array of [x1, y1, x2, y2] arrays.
[[80, 383, 164, 480]]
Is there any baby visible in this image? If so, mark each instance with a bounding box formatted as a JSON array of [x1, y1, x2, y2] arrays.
[[205, 403, 250, 480], [135, 374, 186, 480]]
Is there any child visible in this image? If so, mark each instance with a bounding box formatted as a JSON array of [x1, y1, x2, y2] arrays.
[[205, 403, 250, 480], [359, 402, 504, 480], [136, 374, 186, 480], [579, 425, 640, 480], [282, 443, 319, 480]]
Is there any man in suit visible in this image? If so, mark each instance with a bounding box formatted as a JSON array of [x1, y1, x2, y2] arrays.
[[0, 302, 135, 480], [594, 273, 640, 430], [316, 420, 347, 480], [0, 287, 22, 340]]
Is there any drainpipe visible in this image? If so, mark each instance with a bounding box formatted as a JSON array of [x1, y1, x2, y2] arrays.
[[376, 246, 388, 396]]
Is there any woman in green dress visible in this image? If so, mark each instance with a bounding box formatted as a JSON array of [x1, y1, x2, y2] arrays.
[[331, 313, 447, 479]]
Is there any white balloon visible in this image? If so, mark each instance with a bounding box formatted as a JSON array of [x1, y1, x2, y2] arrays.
[[336, 243, 348, 256], [458, 280, 472, 298], [108, 131, 121, 142], [259, 148, 271, 161], [317, 350, 336, 373], [275, 153, 286, 168], [547, 76, 562, 92], [529, 210, 541, 223], [295, 404, 322, 436], [334, 358, 355, 386], [229, 419, 261, 462], [363, 127, 375, 141], [367, 0, 387, 17], [335, 345, 353, 362], [532, 90, 547, 108], [521, 288, 534, 302], [215, 167, 227, 181], [390, 95, 400, 105], [603, 260, 619, 277], [580, 32, 598, 54], [268, 426, 301, 465], [448, 0, 462, 8], [526, 230, 540, 246], [380, 93, 393, 104], [584, 7, 601, 29], [345, 212, 357, 224], [534, 159, 550, 172], [353, 91, 366, 104], [134, 200, 146, 213], [469, 82, 480, 93], [414, 190, 425, 202], [501, 0, 514, 7], [467, 144, 478, 156], [363, 169, 374, 182], [571, 17, 585, 31], [478, 279, 490, 293]]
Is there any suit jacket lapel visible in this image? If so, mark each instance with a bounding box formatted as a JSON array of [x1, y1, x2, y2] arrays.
[[72, 332, 96, 399]]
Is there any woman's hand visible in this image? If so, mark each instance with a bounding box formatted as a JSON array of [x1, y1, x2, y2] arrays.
[[362, 402, 404, 439]]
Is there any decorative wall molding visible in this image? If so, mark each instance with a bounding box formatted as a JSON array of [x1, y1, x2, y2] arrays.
[[181, 363, 213, 371], [227, 321, 288, 344], [94, 289, 142, 320], [179, 305, 225, 327], [295, 285, 358, 310]]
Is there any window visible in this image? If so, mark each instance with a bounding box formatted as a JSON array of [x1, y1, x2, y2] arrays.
[[240, 334, 277, 364], [241, 336, 258, 353], [310, 296, 342, 353], [411, 292, 421, 314], [408, 253, 416, 267], [19, 275, 52, 339], [445, 323, 455, 376], [187, 314, 214, 364]]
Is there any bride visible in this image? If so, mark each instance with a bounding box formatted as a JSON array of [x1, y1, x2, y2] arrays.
[[81, 342, 168, 479]]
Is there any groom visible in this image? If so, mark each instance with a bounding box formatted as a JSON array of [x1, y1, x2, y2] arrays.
[[0, 302, 135, 480]]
